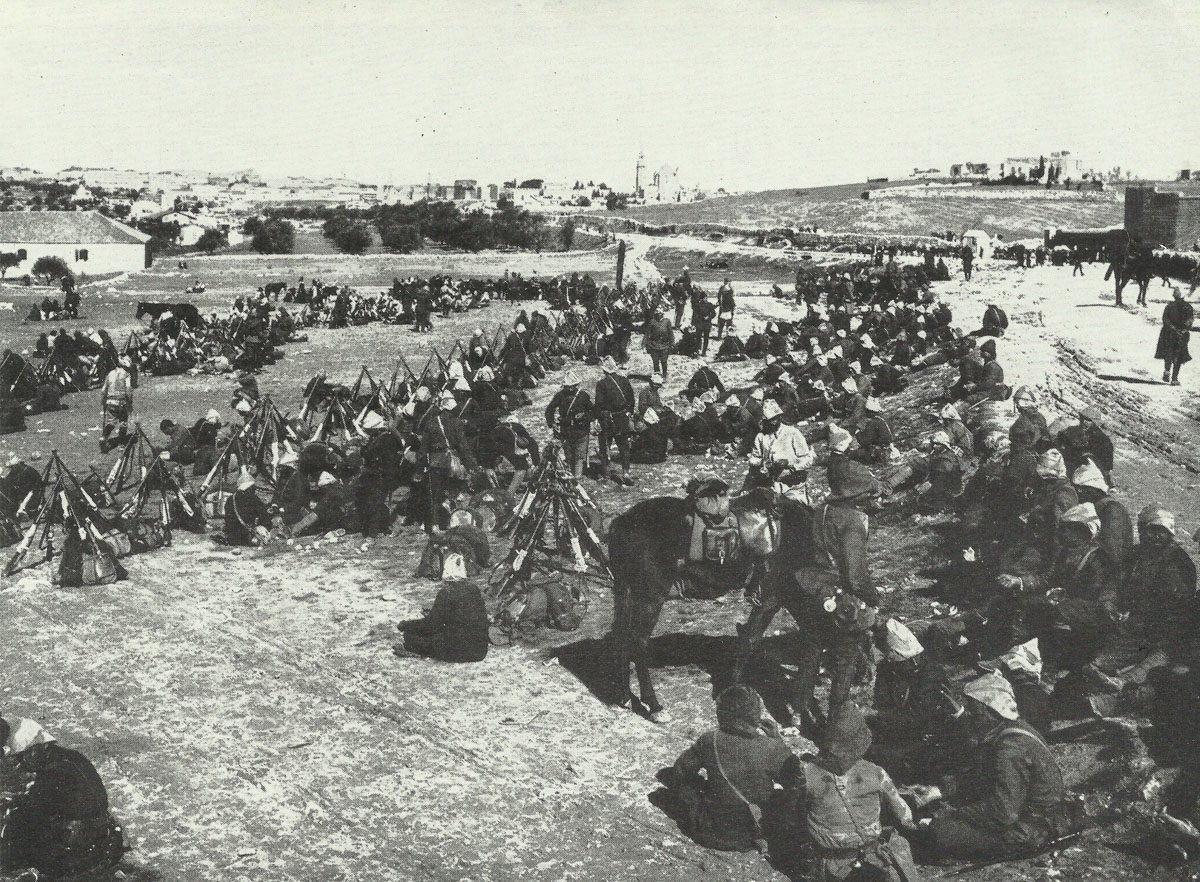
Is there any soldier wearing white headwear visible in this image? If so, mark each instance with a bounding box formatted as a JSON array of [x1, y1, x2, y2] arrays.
[[99, 356, 133, 453], [1126, 505, 1199, 651], [746, 399, 813, 501], [544, 371, 593, 479], [420, 390, 477, 533], [997, 501, 1121, 688], [0, 714, 126, 879], [594, 356, 637, 485], [928, 672, 1069, 860]]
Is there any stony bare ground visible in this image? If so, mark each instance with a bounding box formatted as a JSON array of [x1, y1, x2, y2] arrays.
[[2, 245, 1199, 880]]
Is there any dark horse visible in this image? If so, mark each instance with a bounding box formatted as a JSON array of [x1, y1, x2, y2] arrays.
[[606, 492, 817, 722], [136, 302, 204, 330]]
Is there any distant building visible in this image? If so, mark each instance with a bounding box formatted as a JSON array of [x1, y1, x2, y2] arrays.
[[453, 179, 481, 200], [1125, 186, 1200, 250], [0, 211, 152, 274], [1001, 151, 1089, 180], [77, 168, 152, 192], [949, 162, 991, 179], [0, 167, 46, 181]]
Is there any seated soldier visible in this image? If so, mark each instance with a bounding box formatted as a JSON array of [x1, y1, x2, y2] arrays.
[[797, 702, 920, 881], [393, 552, 489, 662], [936, 403, 973, 456], [927, 673, 1073, 860], [223, 469, 272, 546], [746, 401, 812, 501], [677, 390, 723, 452], [0, 715, 126, 880], [312, 470, 354, 534], [273, 465, 318, 535], [881, 432, 964, 505], [158, 418, 197, 466], [657, 685, 800, 853], [852, 397, 893, 465], [0, 452, 42, 518], [687, 364, 725, 400], [995, 502, 1120, 692], [631, 407, 670, 464], [752, 355, 785, 387], [190, 409, 223, 477], [714, 334, 749, 362]]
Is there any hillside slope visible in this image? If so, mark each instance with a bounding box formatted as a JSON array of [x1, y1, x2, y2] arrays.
[[611, 182, 1125, 240]]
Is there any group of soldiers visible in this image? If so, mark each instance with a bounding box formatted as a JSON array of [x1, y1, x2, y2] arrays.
[[639, 267, 1200, 877], [7, 246, 1200, 880]]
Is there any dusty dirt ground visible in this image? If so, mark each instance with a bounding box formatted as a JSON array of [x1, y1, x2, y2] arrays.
[[2, 244, 1198, 880]]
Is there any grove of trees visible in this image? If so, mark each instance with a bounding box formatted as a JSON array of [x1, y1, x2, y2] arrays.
[[322, 214, 374, 254], [248, 218, 296, 254], [262, 199, 547, 254], [195, 229, 229, 254]]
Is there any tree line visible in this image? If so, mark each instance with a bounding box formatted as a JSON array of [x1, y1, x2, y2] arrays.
[[242, 199, 550, 255]]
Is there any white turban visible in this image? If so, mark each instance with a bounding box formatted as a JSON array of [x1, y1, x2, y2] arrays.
[[1138, 505, 1176, 533], [884, 619, 923, 662], [1072, 461, 1108, 494], [828, 423, 853, 454], [1060, 502, 1101, 538], [963, 671, 1019, 720], [1036, 449, 1067, 480]]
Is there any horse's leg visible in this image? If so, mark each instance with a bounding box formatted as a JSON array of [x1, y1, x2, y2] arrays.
[[632, 588, 667, 720], [733, 566, 782, 684], [609, 579, 635, 708]]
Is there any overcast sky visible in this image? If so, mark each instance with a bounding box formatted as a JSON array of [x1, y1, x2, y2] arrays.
[[4, 0, 1197, 191]]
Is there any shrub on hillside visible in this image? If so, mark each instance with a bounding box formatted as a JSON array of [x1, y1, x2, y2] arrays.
[[31, 255, 72, 283], [0, 251, 23, 278]]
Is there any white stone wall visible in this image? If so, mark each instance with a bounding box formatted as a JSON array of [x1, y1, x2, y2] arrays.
[[0, 241, 149, 275]]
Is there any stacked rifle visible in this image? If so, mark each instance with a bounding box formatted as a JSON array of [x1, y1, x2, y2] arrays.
[[489, 443, 609, 605]]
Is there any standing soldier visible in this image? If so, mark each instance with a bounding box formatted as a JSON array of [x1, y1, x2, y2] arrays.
[[791, 470, 880, 736], [716, 277, 736, 338], [544, 372, 593, 479], [960, 242, 975, 281], [643, 308, 675, 380], [593, 357, 636, 486], [1156, 287, 1193, 385], [692, 292, 716, 357], [420, 392, 477, 534], [99, 355, 133, 453], [670, 282, 688, 330]]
